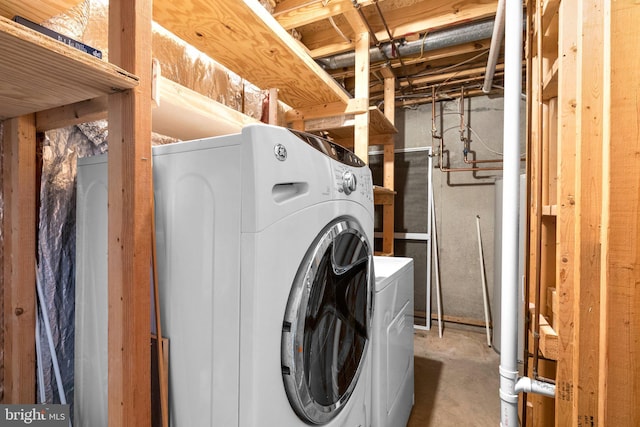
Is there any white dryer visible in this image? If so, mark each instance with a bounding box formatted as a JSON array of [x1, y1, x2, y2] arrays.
[[238, 124, 375, 426], [372, 256, 415, 427]]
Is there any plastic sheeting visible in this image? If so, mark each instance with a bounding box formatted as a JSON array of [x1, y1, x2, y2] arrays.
[[36, 125, 107, 409]]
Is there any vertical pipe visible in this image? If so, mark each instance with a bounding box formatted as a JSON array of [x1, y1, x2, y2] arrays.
[[483, 0, 506, 93], [499, 0, 523, 425], [426, 147, 433, 330]]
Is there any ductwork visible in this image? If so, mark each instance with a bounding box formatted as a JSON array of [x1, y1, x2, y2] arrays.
[[316, 19, 496, 70]]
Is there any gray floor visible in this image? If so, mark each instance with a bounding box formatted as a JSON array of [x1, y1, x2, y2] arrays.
[[407, 324, 500, 427]]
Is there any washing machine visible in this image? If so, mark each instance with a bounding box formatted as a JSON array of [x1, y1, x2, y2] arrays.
[[238, 124, 375, 426], [75, 123, 375, 426], [372, 256, 415, 427]]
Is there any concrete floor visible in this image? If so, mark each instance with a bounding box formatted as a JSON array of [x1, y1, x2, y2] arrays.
[[407, 325, 500, 427]]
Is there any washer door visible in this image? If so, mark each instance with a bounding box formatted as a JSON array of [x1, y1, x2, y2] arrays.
[[281, 217, 373, 425]]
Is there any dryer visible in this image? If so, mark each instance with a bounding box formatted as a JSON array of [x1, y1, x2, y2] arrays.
[[75, 124, 375, 427], [372, 256, 415, 427]]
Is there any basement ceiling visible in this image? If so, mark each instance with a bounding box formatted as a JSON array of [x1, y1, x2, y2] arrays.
[[270, 0, 505, 107]]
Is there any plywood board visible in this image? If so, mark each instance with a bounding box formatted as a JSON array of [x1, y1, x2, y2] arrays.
[[153, 0, 350, 109], [0, 15, 138, 120], [0, 0, 82, 23]]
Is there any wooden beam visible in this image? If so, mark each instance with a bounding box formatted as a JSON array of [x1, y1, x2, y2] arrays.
[[353, 31, 369, 163], [572, 0, 605, 424], [108, 0, 152, 425], [301, 0, 497, 53], [274, 0, 377, 29], [554, 0, 578, 423], [598, 0, 640, 424], [36, 96, 108, 132], [1, 114, 37, 404]]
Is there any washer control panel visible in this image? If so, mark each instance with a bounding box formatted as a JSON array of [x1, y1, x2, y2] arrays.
[[341, 170, 357, 195], [333, 164, 373, 203]]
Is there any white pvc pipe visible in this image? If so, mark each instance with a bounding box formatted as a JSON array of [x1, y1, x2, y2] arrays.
[[475, 215, 492, 347], [35, 264, 67, 405], [426, 147, 434, 330], [499, 0, 523, 425], [430, 190, 443, 337], [35, 312, 46, 403], [514, 377, 556, 399], [482, 0, 506, 93]]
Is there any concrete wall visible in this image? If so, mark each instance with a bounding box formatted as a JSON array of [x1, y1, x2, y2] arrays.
[[370, 94, 526, 327]]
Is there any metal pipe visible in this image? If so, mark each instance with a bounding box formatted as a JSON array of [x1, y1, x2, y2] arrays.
[[499, 0, 523, 425], [317, 19, 496, 70], [532, 0, 544, 383], [482, 0, 506, 93]]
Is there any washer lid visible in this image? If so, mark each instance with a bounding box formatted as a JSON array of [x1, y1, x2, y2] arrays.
[[281, 218, 373, 425]]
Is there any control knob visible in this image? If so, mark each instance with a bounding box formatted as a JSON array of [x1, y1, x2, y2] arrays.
[[342, 170, 357, 195]]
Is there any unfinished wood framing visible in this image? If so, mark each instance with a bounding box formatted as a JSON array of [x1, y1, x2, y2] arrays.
[[353, 31, 370, 162], [598, 1, 640, 423], [1, 115, 37, 404], [572, 1, 604, 423], [107, 0, 153, 425], [530, 0, 640, 425], [554, 0, 578, 424]]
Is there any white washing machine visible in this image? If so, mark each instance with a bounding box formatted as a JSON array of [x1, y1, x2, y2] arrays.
[[372, 256, 415, 427], [238, 124, 375, 426], [75, 123, 375, 427]]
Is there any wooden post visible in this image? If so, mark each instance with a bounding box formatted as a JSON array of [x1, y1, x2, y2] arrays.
[[554, 0, 578, 424], [108, 0, 153, 425], [598, 1, 640, 424], [1, 114, 37, 404], [353, 31, 369, 163], [572, 1, 604, 424]]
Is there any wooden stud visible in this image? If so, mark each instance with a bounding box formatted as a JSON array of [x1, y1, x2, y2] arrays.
[[572, 1, 604, 424], [353, 31, 369, 163], [554, 0, 578, 424], [598, 1, 640, 424], [1, 114, 37, 404], [107, 0, 153, 426]]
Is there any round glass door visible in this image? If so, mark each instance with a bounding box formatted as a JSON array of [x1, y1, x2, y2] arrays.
[[281, 217, 373, 425]]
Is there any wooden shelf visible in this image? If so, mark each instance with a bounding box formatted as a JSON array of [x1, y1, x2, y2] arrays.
[[0, 0, 82, 24], [542, 58, 559, 101], [304, 107, 397, 143], [373, 185, 396, 205], [0, 15, 139, 120], [542, 204, 557, 216], [153, 0, 350, 110], [541, 0, 560, 36], [529, 306, 558, 361]]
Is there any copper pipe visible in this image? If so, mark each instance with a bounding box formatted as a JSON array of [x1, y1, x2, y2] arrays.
[[431, 85, 504, 172]]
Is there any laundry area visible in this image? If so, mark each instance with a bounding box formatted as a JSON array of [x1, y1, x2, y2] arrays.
[[1, 1, 639, 427]]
